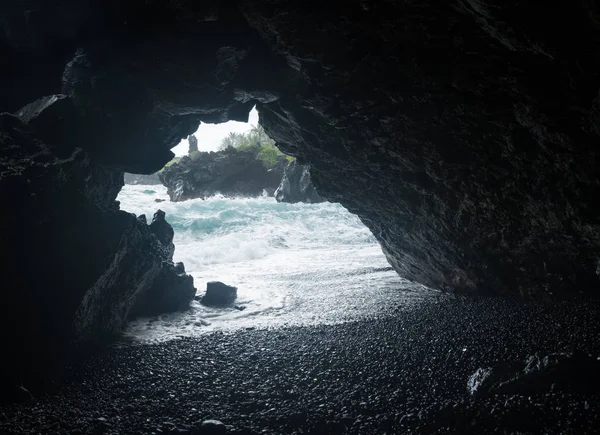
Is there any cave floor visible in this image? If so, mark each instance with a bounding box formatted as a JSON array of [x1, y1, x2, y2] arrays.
[[1, 296, 599, 434]]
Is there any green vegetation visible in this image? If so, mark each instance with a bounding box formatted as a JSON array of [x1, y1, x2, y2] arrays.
[[218, 125, 292, 169]]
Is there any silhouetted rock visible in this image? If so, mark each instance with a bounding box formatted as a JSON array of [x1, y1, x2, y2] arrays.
[[200, 419, 227, 435], [201, 282, 238, 306], [188, 134, 199, 154], [159, 147, 287, 201], [149, 210, 175, 260], [275, 159, 325, 204], [0, 99, 195, 397]]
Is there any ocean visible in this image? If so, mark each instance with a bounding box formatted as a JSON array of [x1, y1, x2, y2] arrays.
[[117, 184, 434, 342]]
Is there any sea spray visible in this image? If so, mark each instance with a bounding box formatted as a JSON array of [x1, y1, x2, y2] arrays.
[[117, 185, 434, 342]]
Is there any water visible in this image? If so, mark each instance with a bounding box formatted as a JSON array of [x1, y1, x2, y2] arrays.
[[117, 185, 434, 342]]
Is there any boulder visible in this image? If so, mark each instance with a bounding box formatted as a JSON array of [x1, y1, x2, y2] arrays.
[[201, 282, 238, 307], [275, 159, 325, 204], [200, 419, 227, 435]]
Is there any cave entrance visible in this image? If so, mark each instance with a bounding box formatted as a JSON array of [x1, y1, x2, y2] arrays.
[[118, 110, 424, 343]]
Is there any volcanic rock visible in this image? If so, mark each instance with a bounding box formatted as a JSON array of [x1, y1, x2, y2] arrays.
[[201, 282, 238, 307], [0, 97, 195, 399], [159, 147, 287, 201], [275, 159, 325, 204]]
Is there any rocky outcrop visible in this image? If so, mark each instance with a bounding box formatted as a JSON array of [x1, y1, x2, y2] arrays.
[[159, 147, 287, 201], [188, 134, 199, 154], [0, 94, 195, 397], [128, 212, 194, 318], [275, 159, 325, 204], [201, 281, 238, 307], [124, 172, 161, 185]]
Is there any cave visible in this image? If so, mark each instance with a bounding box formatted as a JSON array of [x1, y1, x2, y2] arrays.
[[2, 0, 600, 432]]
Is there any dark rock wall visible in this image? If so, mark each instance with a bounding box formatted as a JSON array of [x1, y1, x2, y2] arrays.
[[0, 95, 195, 391], [1, 1, 599, 379], [244, 1, 600, 297], [159, 147, 287, 201]]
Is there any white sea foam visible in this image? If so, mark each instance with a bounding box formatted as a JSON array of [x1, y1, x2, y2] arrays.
[[117, 184, 434, 342]]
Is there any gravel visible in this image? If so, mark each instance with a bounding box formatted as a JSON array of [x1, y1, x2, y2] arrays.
[[1, 296, 599, 434]]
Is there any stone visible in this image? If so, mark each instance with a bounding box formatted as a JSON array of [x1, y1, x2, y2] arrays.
[[199, 419, 227, 435], [275, 159, 325, 204], [201, 282, 238, 307]]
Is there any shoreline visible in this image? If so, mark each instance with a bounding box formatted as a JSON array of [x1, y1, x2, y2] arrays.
[[1, 296, 599, 434]]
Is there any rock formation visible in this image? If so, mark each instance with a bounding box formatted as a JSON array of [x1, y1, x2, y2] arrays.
[[275, 159, 325, 204], [124, 172, 162, 185], [188, 134, 199, 154], [159, 147, 287, 201], [0, 96, 195, 395], [2, 0, 600, 390], [201, 281, 238, 307]]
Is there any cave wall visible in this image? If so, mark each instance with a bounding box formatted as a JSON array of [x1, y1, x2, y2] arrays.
[[0, 96, 195, 391], [245, 1, 600, 297], [2, 0, 600, 385]]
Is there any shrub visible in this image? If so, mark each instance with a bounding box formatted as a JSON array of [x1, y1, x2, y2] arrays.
[[216, 125, 291, 168], [257, 145, 281, 168], [161, 157, 181, 171]]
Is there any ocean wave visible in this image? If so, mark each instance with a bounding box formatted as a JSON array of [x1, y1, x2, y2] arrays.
[[116, 184, 429, 343]]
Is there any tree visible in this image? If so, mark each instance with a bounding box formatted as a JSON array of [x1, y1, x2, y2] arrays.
[[219, 132, 240, 150], [215, 125, 289, 168]]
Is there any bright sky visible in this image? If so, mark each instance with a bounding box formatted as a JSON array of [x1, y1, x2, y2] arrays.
[[171, 106, 260, 156]]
